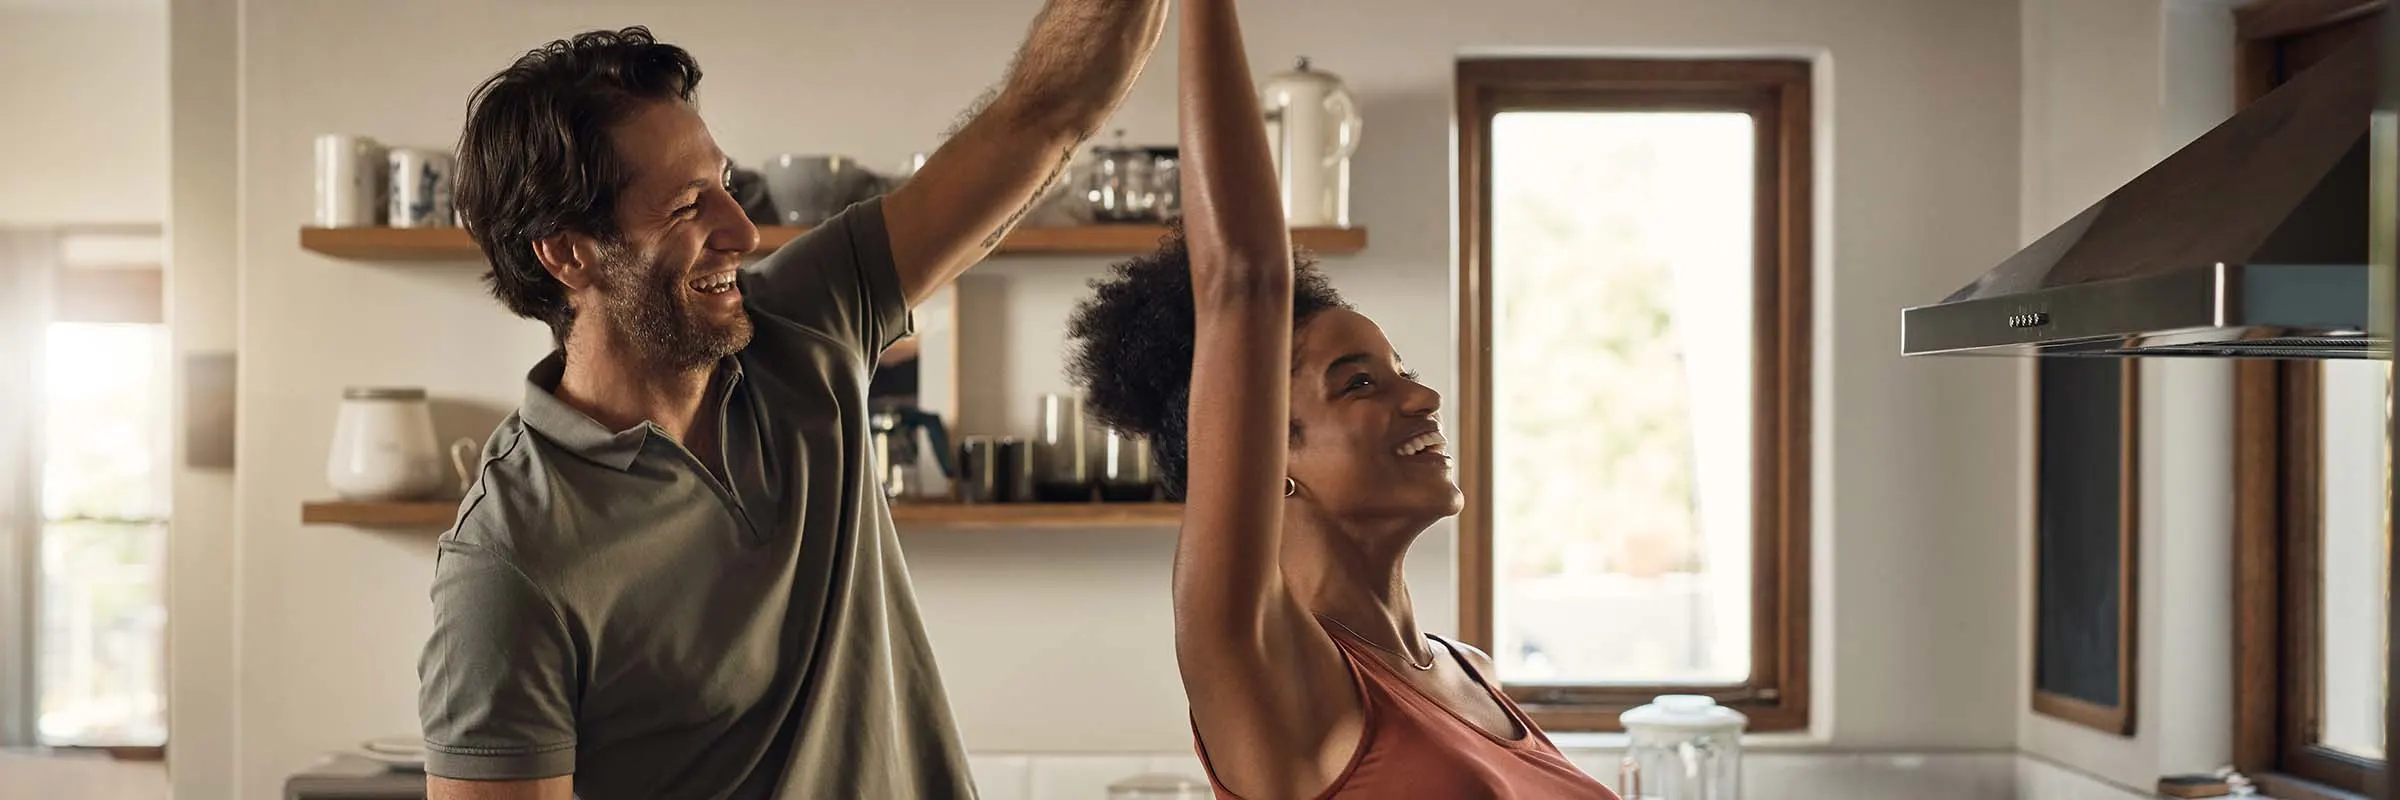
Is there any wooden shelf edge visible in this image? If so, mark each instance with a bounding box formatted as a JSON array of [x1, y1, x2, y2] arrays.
[[887, 501, 1183, 529], [300, 499, 1180, 529], [300, 224, 1365, 261], [302, 499, 460, 528]]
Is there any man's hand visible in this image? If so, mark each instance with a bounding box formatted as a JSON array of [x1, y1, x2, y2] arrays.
[[882, 0, 1169, 307]]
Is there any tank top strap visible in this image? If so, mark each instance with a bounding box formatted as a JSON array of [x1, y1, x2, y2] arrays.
[[1425, 633, 1563, 753], [1314, 617, 1416, 712]]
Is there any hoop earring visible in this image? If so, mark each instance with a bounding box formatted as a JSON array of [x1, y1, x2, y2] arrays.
[[1284, 477, 1298, 498]]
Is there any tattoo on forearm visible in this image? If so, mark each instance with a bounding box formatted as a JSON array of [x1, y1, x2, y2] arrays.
[[981, 142, 1079, 250]]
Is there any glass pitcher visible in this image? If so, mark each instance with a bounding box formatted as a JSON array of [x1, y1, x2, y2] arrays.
[[1616, 694, 1746, 800]]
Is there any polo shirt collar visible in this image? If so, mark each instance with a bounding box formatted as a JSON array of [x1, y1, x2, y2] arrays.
[[519, 350, 744, 471]]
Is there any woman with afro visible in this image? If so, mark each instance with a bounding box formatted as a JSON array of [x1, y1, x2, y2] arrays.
[[1062, 1, 1619, 797]]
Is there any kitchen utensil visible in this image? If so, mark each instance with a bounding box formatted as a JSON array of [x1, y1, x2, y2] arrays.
[[1258, 57, 1361, 227], [1096, 426, 1157, 502], [1033, 393, 1091, 501], [870, 405, 955, 501], [312, 134, 385, 227], [326, 387, 449, 501], [956, 435, 1031, 503], [386, 147, 455, 229], [1085, 131, 1171, 222], [1107, 773, 1210, 799], [762, 154, 879, 225], [1617, 694, 1745, 800]]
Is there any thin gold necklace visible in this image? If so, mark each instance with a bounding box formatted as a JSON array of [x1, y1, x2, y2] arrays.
[[1315, 613, 1436, 671]]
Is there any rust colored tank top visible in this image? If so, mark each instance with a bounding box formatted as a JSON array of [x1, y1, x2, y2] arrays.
[[1192, 623, 1622, 799]]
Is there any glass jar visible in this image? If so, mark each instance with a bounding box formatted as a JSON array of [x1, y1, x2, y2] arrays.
[[1617, 694, 1746, 800]]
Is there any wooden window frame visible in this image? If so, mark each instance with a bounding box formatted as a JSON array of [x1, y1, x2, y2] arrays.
[[1454, 58, 1813, 733], [2231, 3, 2390, 798], [2238, 364, 2389, 800]]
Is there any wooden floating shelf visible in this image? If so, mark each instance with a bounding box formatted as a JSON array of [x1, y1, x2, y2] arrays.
[[301, 499, 1181, 530], [889, 500, 1182, 529], [300, 224, 1366, 261]]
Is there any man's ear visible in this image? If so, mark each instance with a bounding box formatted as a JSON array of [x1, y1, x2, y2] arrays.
[[532, 232, 604, 291]]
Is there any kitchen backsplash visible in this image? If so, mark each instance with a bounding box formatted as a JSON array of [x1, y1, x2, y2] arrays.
[[958, 749, 2162, 799]]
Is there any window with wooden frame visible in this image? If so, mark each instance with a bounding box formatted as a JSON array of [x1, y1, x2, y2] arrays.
[[1454, 58, 1812, 732], [2230, 2, 2391, 798]]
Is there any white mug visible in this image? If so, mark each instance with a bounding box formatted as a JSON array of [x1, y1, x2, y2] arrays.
[[313, 134, 386, 227], [388, 148, 456, 229], [447, 437, 482, 496]]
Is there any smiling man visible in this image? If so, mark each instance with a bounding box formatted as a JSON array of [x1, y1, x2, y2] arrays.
[[417, 11, 1162, 800]]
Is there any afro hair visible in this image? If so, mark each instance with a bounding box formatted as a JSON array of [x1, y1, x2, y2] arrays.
[[1063, 221, 1351, 500]]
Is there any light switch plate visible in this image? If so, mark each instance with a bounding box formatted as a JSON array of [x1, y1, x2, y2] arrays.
[[184, 351, 235, 469]]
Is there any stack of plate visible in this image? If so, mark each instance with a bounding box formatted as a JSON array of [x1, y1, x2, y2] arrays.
[[355, 736, 425, 771]]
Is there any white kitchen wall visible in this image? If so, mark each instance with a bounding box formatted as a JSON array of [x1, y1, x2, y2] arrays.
[[0, 2, 166, 226], [2013, 0, 2240, 790], [165, 0, 241, 795], [186, 0, 2027, 796]]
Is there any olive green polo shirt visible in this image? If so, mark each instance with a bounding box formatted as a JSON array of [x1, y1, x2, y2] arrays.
[[416, 197, 974, 799]]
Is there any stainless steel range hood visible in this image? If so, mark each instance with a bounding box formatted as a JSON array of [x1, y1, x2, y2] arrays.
[[1901, 30, 2381, 359]]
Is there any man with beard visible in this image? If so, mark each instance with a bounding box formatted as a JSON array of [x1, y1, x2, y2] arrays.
[[415, 9, 1163, 799]]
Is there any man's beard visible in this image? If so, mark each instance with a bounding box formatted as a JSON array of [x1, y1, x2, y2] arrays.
[[591, 242, 752, 372]]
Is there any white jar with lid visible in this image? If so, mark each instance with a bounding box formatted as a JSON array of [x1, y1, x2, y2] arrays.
[[1617, 694, 1746, 800], [326, 386, 448, 501]]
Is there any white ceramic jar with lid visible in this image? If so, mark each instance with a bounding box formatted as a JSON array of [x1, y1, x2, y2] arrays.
[[326, 386, 448, 501], [1617, 694, 1746, 800]]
